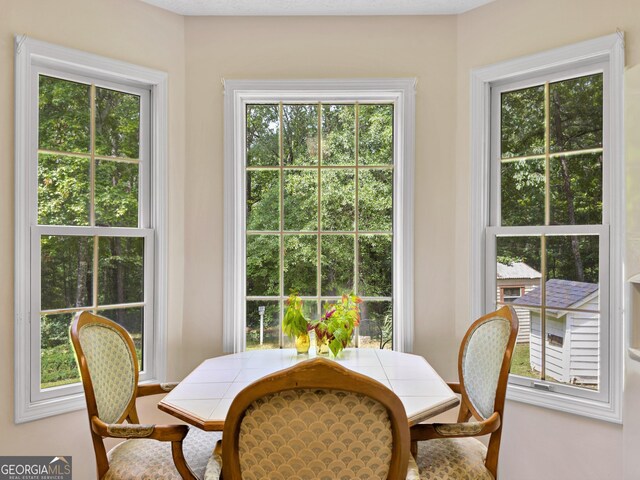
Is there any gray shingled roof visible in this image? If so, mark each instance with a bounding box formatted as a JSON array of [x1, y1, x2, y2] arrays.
[[512, 279, 598, 312], [497, 262, 541, 280]]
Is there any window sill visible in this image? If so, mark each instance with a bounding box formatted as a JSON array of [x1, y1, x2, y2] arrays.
[[506, 383, 622, 424], [15, 393, 86, 424], [15, 378, 166, 424]]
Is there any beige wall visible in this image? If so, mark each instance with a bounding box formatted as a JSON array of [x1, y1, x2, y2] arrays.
[[0, 0, 186, 478], [182, 15, 460, 378], [624, 63, 640, 480], [456, 0, 638, 478], [2, 0, 640, 478]]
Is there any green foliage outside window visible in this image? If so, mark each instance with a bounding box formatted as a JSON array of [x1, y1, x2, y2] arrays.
[[246, 102, 394, 349], [38, 75, 145, 389], [499, 73, 604, 389]]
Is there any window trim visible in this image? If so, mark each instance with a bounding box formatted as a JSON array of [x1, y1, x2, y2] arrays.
[[223, 79, 416, 354], [470, 33, 624, 423], [14, 36, 169, 423]]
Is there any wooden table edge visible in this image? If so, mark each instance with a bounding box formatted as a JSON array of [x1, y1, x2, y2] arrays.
[[158, 401, 225, 432], [407, 396, 460, 427]]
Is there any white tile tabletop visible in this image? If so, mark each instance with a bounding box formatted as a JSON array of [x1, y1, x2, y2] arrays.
[[158, 348, 459, 431]]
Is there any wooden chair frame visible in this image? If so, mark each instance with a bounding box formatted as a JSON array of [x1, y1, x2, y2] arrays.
[[221, 356, 411, 480], [410, 305, 519, 478], [71, 311, 198, 480]]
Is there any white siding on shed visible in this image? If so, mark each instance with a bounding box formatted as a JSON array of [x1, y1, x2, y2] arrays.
[[528, 293, 599, 386], [530, 313, 570, 383], [569, 296, 600, 385]]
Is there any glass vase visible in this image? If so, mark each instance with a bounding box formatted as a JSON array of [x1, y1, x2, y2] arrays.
[[295, 332, 310, 354], [317, 337, 330, 355]]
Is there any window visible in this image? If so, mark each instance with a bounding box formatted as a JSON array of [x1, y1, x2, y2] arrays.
[[501, 287, 523, 303], [245, 103, 393, 349], [547, 333, 564, 348], [224, 80, 415, 353], [471, 34, 624, 422], [15, 37, 168, 422]]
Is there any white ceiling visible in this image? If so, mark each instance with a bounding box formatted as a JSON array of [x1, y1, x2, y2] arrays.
[[139, 0, 495, 16]]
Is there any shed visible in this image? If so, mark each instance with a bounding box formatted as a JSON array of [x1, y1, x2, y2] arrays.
[[497, 262, 542, 343], [512, 279, 599, 386]]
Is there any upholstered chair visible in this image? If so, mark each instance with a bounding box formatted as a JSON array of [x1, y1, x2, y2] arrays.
[[71, 311, 222, 480], [219, 356, 420, 480], [411, 305, 518, 479]]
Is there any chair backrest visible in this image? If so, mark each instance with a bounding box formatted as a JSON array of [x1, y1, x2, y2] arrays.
[[222, 357, 410, 480], [70, 311, 141, 477], [457, 305, 518, 475]]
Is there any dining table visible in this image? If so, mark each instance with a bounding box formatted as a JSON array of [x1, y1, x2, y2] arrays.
[[158, 347, 459, 431]]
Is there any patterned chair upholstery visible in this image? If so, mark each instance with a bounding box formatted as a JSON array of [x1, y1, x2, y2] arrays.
[[410, 306, 518, 480], [71, 311, 222, 480], [221, 357, 419, 480]]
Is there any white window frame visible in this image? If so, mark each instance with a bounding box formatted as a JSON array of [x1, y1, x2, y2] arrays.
[[14, 36, 169, 423], [223, 79, 416, 353], [470, 33, 624, 422]]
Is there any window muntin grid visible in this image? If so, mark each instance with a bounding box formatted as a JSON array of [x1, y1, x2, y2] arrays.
[[245, 102, 394, 349], [36, 73, 150, 390], [493, 71, 605, 392]]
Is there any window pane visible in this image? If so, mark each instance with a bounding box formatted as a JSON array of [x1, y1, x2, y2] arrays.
[[246, 235, 279, 296], [322, 104, 355, 165], [359, 169, 393, 231], [503, 287, 522, 300], [501, 85, 545, 158], [284, 235, 317, 296], [500, 159, 545, 226], [496, 236, 542, 309], [302, 300, 319, 322], [247, 170, 280, 231], [38, 154, 90, 226], [321, 235, 354, 296], [98, 237, 144, 305], [282, 105, 318, 166], [95, 159, 139, 227], [358, 235, 392, 297], [247, 105, 280, 166], [284, 170, 317, 231], [550, 153, 602, 226], [541, 233, 600, 392], [95, 87, 140, 159], [97, 307, 144, 369], [511, 308, 542, 381], [546, 235, 599, 308], [359, 105, 393, 166], [246, 300, 280, 350], [497, 235, 541, 379], [549, 73, 603, 154], [40, 313, 79, 389], [41, 235, 93, 310], [321, 169, 355, 231], [39, 75, 90, 153], [359, 301, 392, 349]]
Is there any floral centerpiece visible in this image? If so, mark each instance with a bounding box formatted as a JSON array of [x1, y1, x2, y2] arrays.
[[283, 291, 311, 354], [313, 293, 362, 357]]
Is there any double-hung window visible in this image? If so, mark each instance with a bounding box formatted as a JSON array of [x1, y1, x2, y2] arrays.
[[472, 34, 624, 421], [224, 80, 415, 354], [15, 37, 168, 422]]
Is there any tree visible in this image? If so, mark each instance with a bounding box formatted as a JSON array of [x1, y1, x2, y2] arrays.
[[498, 74, 602, 285], [245, 103, 394, 347], [38, 75, 144, 387]]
